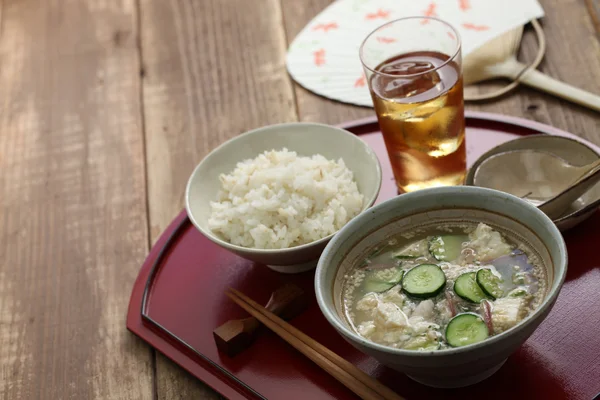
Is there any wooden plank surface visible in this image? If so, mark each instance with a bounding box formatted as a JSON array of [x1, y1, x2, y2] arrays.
[[465, 0, 600, 146], [0, 0, 598, 399], [586, 0, 600, 35], [0, 0, 153, 399], [138, 0, 297, 398]]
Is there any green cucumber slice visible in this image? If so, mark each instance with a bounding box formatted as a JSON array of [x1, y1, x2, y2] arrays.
[[364, 280, 396, 293], [476, 268, 504, 299], [401, 264, 446, 299], [392, 239, 427, 259], [363, 268, 404, 293], [376, 268, 404, 284], [428, 235, 466, 262], [454, 272, 489, 303], [394, 255, 418, 260], [445, 313, 489, 347], [507, 287, 528, 297]]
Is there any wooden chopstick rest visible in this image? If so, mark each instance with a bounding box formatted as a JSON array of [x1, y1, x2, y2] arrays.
[[213, 283, 307, 357]]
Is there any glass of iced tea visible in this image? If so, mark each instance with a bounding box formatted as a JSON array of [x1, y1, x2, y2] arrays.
[[360, 17, 466, 193]]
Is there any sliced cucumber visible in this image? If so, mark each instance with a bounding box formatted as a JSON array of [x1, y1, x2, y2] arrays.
[[476, 268, 504, 299], [403, 335, 440, 351], [446, 313, 489, 347], [376, 268, 404, 284], [393, 239, 427, 259], [364, 280, 396, 293], [507, 287, 528, 297], [428, 235, 467, 262], [363, 268, 404, 293], [394, 254, 418, 260], [401, 264, 446, 299], [454, 272, 489, 303]]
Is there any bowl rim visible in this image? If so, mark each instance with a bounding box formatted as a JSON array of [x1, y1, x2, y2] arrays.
[[315, 186, 568, 357], [465, 134, 600, 224], [185, 121, 383, 254]]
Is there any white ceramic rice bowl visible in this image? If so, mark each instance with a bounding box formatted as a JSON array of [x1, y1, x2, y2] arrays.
[[186, 122, 382, 273]]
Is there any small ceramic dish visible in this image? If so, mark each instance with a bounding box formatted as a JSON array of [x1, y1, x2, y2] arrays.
[[185, 122, 382, 274], [465, 134, 600, 231], [315, 186, 567, 388]]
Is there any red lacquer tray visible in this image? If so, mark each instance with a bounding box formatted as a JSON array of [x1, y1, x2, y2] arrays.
[[127, 111, 600, 400]]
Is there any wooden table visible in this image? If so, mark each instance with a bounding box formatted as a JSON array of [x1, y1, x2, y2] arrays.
[[0, 0, 598, 399]]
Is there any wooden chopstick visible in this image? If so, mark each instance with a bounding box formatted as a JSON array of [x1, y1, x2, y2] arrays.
[[225, 290, 386, 400], [226, 288, 404, 400]]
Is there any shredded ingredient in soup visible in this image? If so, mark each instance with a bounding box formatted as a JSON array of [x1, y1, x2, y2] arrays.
[[342, 223, 547, 350]]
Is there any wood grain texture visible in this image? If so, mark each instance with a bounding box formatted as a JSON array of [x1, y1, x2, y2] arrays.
[[586, 0, 600, 35], [138, 0, 297, 398], [280, 0, 373, 124], [466, 0, 600, 146], [0, 0, 153, 399], [140, 0, 297, 238], [1, 0, 593, 399]]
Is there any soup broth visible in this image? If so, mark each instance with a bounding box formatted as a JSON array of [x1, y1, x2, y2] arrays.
[[342, 222, 547, 350]]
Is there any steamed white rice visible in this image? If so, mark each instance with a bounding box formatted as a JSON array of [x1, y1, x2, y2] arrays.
[[208, 148, 364, 249]]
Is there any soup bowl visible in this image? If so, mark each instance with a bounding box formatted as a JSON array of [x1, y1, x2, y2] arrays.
[[315, 186, 567, 388]]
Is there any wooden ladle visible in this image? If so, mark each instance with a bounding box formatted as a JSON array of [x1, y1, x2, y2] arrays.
[[463, 21, 600, 112], [473, 149, 600, 220]]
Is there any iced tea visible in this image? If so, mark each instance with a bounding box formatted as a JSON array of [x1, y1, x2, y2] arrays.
[[370, 51, 466, 192], [360, 17, 465, 193]]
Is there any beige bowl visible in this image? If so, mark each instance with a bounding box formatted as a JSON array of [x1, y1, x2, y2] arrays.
[[315, 186, 567, 388], [185, 122, 382, 273], [465, 134, 600, 231]]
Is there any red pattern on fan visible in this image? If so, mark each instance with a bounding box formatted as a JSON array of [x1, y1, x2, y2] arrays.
[[462, 23, 490, 31], [354, 75, 366, 88], [375, 37, 397, 44], [313, 49, 326, 66], [312, 22, 338, 32], [365, 9, 390, 20], [421, 3, 438, 24]]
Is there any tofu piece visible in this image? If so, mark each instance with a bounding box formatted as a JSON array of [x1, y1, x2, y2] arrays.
[[380, 330, 410, 345], [403, 334, 439, 350], [356, 293, 378, 312], [401, 301, 415, 318], [412, 299, 434, 320], [357, 321, 376, 337], [435, 299, 453, 325], [492, 297, 526, 334], [408, 316, 437, 335], [375, 302, 409, 329], [380, 286, 405, 307], [468, 223, 513, 262], [440, 263, 469, 280]]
